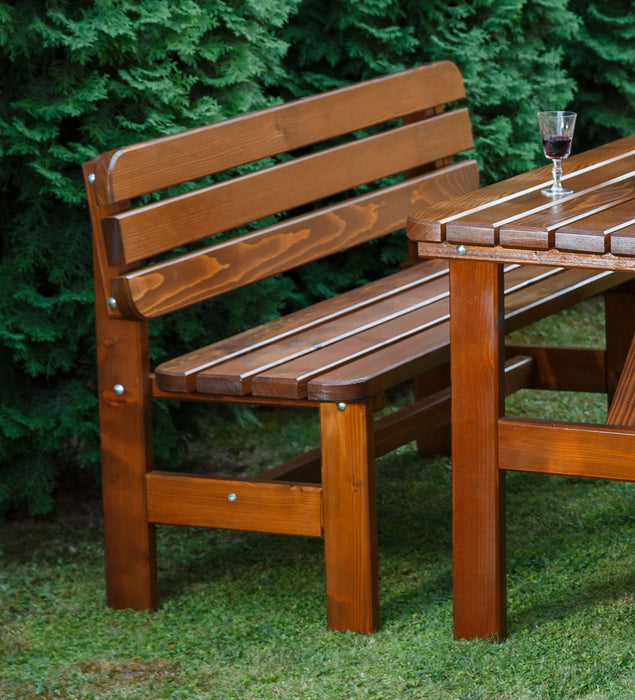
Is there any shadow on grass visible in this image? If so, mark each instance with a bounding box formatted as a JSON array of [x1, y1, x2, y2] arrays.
[[509, 567, 635, 633]]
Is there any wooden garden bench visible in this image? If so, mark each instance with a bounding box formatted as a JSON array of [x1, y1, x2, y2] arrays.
[[82, 61, 625, 633]]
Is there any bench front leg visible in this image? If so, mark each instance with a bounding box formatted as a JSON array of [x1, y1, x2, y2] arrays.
[[320, 399, 380, 633], [97, 308, 157, 611]]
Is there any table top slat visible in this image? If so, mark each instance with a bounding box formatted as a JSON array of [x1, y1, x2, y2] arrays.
[[554, 197, 635, 254], [446, 161, 635, 248], [407, 134, 635, 242], [498, 176, 635, 252], [611, 227, 635, 257]]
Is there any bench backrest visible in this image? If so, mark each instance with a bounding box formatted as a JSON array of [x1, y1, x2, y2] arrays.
[[83, 61, 478, 321]]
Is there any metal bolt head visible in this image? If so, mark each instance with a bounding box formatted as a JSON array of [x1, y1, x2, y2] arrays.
[[456, 244, 467, 256], [107, 297, 118, 309], [113, 384, 125, 396], [228, 493, 237, 503], [87, 173, 96, 185], [336, 402, 347, 411]]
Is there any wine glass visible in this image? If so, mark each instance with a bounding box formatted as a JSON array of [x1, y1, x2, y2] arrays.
[[537, 111, 577, 196]]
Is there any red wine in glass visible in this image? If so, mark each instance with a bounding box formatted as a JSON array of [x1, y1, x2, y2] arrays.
[[537, 111, 577, 196], [542, 134, 572, 160]]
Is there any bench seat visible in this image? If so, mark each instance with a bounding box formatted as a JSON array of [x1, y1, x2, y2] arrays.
[[156, 262, 624, 402]]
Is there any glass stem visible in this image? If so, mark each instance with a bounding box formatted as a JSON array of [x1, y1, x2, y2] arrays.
[[552, 159, 564, 191]]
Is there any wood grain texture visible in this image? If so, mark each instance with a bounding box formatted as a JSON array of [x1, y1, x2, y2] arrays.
[[104, 110, 473, 265], [450, 259, 507, 640], [96, 61, 466, 204], [321, 399, 379, 633], [499, 419, 635, 481], [111, 162, 479, 320]]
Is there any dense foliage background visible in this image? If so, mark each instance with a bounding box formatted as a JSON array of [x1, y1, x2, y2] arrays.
[[1, 0, 633, 515]]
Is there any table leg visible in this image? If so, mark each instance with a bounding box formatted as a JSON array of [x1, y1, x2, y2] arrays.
[[449, 259, 506, 640]]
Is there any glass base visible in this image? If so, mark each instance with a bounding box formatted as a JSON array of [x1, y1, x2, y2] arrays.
[[541, 186, 573, 196]]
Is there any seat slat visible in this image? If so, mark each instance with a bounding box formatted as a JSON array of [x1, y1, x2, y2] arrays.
[[246, 266, 564, 399], [195, 280, 452, 396], [254, 268, 612, 400], [163, 265, 615, 401], [111, 161, 479, 320], [154, 261, 449, 392], [208, 296, 451, 397], [96, 61, 466, 205], [103, 109, 474, 265], [308, 268, 625, 401]]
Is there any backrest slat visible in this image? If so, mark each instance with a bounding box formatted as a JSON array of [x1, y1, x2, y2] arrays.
[[85, 62, 480, 321], [95, 61, 466, 205], [111, 161, 479, 319], [104, 109, 473, 265]]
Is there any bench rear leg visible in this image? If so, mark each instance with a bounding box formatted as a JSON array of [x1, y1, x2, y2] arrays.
[[320, 399, 380, 633], [414, 365, 451, 456], [97, 310, 158, 611]]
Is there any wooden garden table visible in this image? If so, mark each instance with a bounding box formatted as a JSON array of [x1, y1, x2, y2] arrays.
[[407, 134, 635, 639]]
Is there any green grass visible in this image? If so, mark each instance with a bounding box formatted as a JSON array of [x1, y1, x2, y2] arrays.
[[1, 297, 633, 699]]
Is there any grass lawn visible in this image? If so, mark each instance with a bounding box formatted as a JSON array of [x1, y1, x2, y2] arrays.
[[1, 297, 633, 699]]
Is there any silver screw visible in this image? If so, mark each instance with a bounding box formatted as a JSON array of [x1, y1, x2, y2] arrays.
[[228, 493, 237, 503], [113, 384, 125, 396], [107, 297, 117, 309], [87, 173, 96, 185], [456, 244, 467, 256], [336, 402, 347, 411]]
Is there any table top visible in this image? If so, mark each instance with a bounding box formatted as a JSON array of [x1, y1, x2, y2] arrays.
[[407, 134, 635, 272]]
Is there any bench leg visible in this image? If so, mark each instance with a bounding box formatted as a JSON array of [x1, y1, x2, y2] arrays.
[[450, 259, 506, 640], [96, 308, 157, 611], [414, 365, 451, 456], [320, 399, 380, 633]]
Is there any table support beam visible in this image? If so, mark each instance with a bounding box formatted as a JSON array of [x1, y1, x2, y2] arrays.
[[499, 418, 635, 480]]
